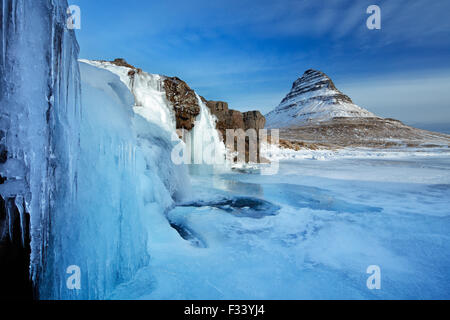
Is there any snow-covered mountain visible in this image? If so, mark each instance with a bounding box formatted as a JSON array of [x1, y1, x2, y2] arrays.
[[266, 69, 377, 128]]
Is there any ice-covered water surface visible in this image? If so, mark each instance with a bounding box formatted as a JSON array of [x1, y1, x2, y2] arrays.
[[111, 151, 450, 300]]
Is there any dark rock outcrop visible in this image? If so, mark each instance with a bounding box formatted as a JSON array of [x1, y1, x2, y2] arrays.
[[205, 100, 265, 138], [206, 100, 242, 136], [163, 77, 201, 131], [110, 58, 137, 69], [205, 100, 267, 162], [243, 111, 265, 131]]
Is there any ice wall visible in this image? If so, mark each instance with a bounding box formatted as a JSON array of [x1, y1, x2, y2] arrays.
[[38, 62, 189, 299], [1, 0, 223, 298], [0, 0, 189, 299], [0, 0, 80, 298]]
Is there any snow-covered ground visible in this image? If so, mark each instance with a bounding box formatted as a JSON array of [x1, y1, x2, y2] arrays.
[[109, 149, 450, 300], [264, 143, 450, 163]]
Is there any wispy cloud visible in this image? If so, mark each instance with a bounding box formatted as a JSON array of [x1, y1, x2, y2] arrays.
[[75, 0, 450, 123]]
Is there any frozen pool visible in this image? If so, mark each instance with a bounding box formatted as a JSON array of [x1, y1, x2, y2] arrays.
[[110, 152, 450, 300]]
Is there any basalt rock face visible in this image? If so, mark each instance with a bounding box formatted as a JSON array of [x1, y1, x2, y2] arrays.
[[243, 111, 266, 131], [163, 77, 201, 130], [206, 100, 242, 136], [205, 100, 265, 138], [205, 101, 267, 162]]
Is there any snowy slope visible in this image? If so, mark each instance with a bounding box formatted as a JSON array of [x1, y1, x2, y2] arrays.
[[266, 69, 377, 128]]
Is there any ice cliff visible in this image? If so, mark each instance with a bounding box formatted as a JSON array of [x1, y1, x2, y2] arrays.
[[1, 0, 268, 300], [0, 0, 222, 299], [1, 0, 81, 299]]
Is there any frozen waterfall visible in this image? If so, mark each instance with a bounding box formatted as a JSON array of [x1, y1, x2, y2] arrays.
[[1, 0, 225, 299], [1, 0, 81, 298]]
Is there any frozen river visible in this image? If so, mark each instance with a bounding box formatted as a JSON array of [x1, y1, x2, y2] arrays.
[[111, 150, 450, 299]]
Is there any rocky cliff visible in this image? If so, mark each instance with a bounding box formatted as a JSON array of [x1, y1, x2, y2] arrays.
[[95, 59, 267, 160], [205, 100, 265, 138], [111, 59, 267, 135], [163, 77, 201, 130]]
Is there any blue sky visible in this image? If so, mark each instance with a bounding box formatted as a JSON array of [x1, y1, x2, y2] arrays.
[[73, 0, 450, 128]]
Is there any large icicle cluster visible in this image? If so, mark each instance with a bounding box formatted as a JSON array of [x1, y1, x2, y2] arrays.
[[1, 0, 81, 298], [37, 61, 190, 299], [1, 0, 226, 300], [0, 0, 193, 300]]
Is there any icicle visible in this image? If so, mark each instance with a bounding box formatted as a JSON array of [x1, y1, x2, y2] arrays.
[[7, 198, 13, 242], [14, 195, 25, 246], [1, 0, 6, 66], [10, 0, 15, 33]]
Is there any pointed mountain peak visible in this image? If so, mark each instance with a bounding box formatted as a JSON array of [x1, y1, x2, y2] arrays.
[[265, 69, 377, 128], [286, 69, 351, 104]]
